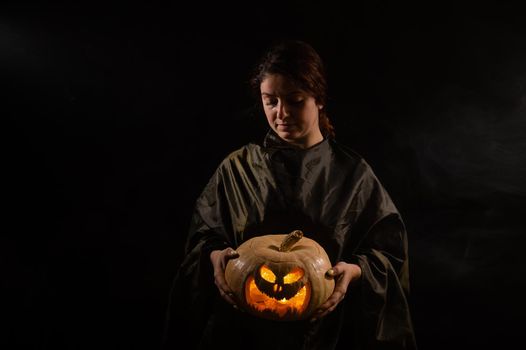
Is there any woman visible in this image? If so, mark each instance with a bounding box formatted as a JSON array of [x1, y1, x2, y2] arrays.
[[162, 40, 417, 350]]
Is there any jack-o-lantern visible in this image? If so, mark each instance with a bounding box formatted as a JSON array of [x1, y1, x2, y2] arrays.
[[225, 230, 335, 321]]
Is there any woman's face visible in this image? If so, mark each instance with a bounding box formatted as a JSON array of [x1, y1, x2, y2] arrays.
[[260, 74, 323, 149]]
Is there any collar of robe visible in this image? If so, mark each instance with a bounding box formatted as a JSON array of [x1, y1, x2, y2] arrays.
[[262, 129, 329, 152]]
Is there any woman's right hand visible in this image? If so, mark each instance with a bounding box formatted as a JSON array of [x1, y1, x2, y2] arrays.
[[209, 248, 240, 307]]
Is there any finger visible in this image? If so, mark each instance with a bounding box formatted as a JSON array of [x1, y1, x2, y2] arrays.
[[316, 304, 338, 319], [333, 282, 349, 297], [226, 249, 239, 260], [214, 275, 233, 295], [326, 266, 343, 279], [310, 301, 331, 320], [222, 290, 237, 304], [214, 271, 238, 297], [333, 272, 352, 293], [221, 249, 239, 266], [328, 261, 348, 277], [213, 274, 235, 301], [310, 291, 346, 321], [310, 300, 339, 321], [317, 293, 341, 313], [219, 289, 238, 306]]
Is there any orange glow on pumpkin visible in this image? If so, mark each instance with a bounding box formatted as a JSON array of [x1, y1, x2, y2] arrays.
[[244, 269, 311, 318]]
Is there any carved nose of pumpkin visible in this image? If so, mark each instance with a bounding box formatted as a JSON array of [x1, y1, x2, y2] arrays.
[[273, 284, 283, 293]]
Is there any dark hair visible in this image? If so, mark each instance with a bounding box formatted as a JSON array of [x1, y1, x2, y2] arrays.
[[250, 40, 335, 139]]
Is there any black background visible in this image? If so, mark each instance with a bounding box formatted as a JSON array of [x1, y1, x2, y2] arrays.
[[3, 2, 526, 349]]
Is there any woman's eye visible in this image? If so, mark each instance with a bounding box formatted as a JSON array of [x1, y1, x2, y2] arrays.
[[264, 99, 278, 107], [289, 96, 304, 104]]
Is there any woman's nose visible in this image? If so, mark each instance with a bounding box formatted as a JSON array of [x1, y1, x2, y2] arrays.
[[276, 101, 290, 120]]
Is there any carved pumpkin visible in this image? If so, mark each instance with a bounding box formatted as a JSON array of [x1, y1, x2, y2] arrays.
[[225, 230, 335, 321]]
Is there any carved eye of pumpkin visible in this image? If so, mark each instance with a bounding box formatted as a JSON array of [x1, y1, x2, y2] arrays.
[[283, 267, 304, 284], [259, 265, 276, 283]]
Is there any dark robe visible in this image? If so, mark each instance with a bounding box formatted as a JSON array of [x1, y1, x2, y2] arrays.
[[162, 130, 417, 350]]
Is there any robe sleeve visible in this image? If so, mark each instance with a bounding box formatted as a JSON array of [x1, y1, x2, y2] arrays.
[[345, 164, 417, 350], [161, 166, 235, 349]]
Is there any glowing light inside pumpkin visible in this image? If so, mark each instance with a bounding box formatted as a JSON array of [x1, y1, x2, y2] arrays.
[[259, 265, 276, 283], [282, 267, 304, 283], [245, 275, 310, 318]]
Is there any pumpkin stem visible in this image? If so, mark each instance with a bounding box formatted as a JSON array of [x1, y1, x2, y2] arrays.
[[279, 230, 304, 252]]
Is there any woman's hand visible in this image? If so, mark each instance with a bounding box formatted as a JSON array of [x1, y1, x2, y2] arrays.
[[209, 248, 240, 308], [310, 261, 362, 322]]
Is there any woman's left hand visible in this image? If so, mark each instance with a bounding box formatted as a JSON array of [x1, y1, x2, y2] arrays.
[[310, 261, 362, 322]]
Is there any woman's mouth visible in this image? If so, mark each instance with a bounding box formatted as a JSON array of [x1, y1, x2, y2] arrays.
[[277, 123, 295, 129]]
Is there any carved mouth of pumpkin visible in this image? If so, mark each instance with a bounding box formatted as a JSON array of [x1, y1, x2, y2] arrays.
[[244, 265, 311, 318]]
